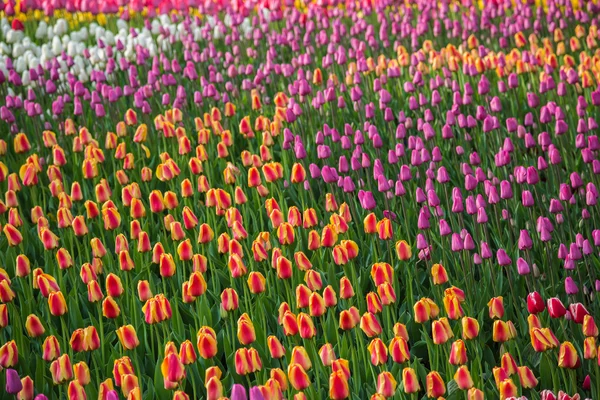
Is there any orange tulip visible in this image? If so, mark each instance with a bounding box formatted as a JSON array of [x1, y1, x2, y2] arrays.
[[48, 291, 68, 316], [402, 368, 420, 393], [116, 325, 140, 350], [454, 365, 474, 390], [237, 313, 256, 345], [329, 371, 349, 399], [25, 314, 45, 337], [558, 341, 579, 368], [426, 371, 446, 398], [50, 354, 73, 384], [287, 364, 310, 391]]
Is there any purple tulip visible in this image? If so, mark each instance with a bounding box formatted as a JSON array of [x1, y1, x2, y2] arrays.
[[5, 369, 22, 394]]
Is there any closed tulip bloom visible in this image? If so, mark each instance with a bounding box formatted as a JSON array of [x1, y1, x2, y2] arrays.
[[444, 294, 464, 320], [583, 315, 599, 337], [307, 230, 321, 250], [364, 213, 377, 234], [48, 291, 68, 316], [547, 297, 566, 318], [530, 328, 554, 352], [329, 371, 349, 400], [500, 352, 518, 375], [221, 288, 239, 312], [161, 353, 185, 387], [198, 223, 214, 244], [15, 254, 30, 277], [583, 337, 598, 360], [19, 375, 34, 399], [319, 343, 336, 366], [206, 377, 223, 400], [70, 326, 100, 352], [339, 277, 354, 299], [360, 312, 383, 337], [87, 280, 104, 303], [517, 366, 538, 389], [237, 313, 256, 345], [247, 271, 266, 294], [106, 273, 124, 298], [467, 387, 484, 400], [454, 365, 474, 390], [376, 218, 393, 240], [413, 299, 431, 323], [395, 240, 411, 260], [50, 354, 73, 384], [42, 336, 60, 361], [321, 224, 338, 248], [527, 291, 545, 314], [488, 297, 504, 319], [159, 253, 177, 278], [267, 336, 286, 359], [374, 371, 396, 397], [492, 320, 511, 343], [402, 368, 420, 393], [188, 271, 207, 297], [25, 314, 45, 337], [304, 270, 322, 291], [67, 380, 86, 399], [288, 364, 310, 391], [366, 292, 383, 314], [297, 313, 317, 339], [197, 327, 218, 359], [3, 223, 23, 246], [230, 383, 247, 400], [558, 341, 579, 368], [0, 340, 18, 367], [368, 338, 388, 366], [432, 318, 453, 344], [461, 317, 480, 340], [426, 371, 446, 398], [339, 310, 357, 330], [389, 336, 410, 363], [449, 340, 468, 365], [431, 263, 448, 284], [0, 280, 14, 303], [290, 346, 312, 371], [116, 325, 140, 350], [498, 378, 517, 400], [270, 368, 288, 391], [102, 296, 121, 319], [73, 361, 91, 385]]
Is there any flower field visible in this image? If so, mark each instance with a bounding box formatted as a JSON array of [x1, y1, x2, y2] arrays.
[[1, 0, 600, 398]]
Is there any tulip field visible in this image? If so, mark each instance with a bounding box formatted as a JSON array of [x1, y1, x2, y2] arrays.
[[3, 0, 600, 398]]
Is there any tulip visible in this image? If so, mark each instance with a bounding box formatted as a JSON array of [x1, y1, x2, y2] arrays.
[[5, 369, 22, 394], [499, 379, 517, 400], [395, 240, 411, 260], [25, 314, 45, 337], [558, 341, 579, 368], [517, 366, 538, 389], [402, 368, 420, 393], [48, 291, 68, 316], [426, 371, 446, 398], [50, 354, 73, 384], [73, 361, 91, 385], [197, 327, 218, 359], [116, 325, 140, 350], [454, 365, 474, 390], [287, 364, 310, 391], [547, 297, 566, 318], [329, 371, 349, 399], [488, 296, 504, 319]]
